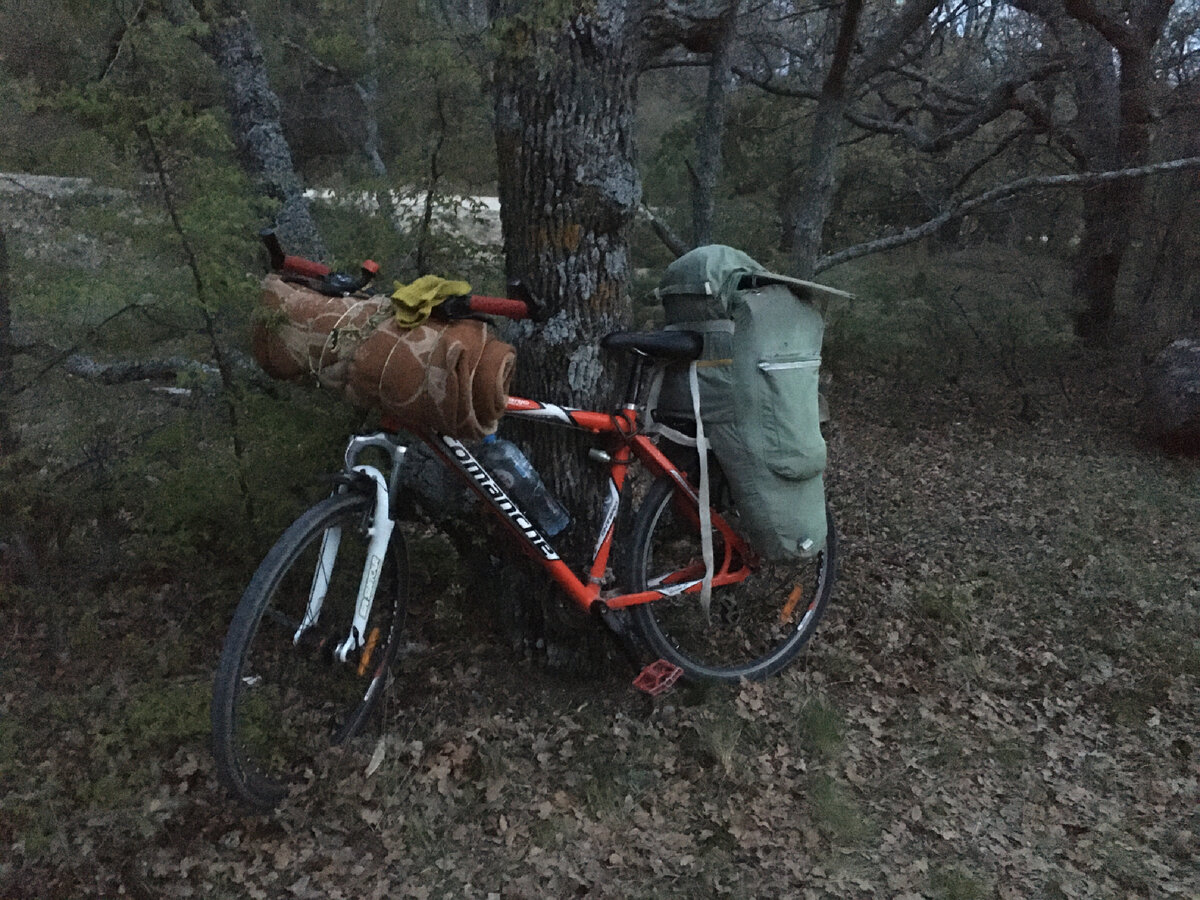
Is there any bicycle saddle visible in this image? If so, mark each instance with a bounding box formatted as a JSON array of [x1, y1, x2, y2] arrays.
[[601, 330, 703, 361]]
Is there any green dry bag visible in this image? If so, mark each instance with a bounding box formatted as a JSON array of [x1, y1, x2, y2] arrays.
[[653, 245, 848, 560]]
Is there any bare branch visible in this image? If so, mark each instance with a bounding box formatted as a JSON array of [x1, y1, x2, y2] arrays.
[[100, 0, 147, 81], [847, 63, 1067, 154], [0, 174, 61, 199], [280, 36, 344, 78], [732, 65, 821, 100], [879, 65, 978, 106], [815, 156, 1200, 273], [638, 203, 690, 258], [853, 0, 943, 83], [951, 128, 1030, 193], [1060, 0, 1139, 49], [143, 125, 257, 525], [12, 301, 148, 396]]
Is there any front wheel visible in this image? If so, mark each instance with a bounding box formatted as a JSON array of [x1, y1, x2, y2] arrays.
[[211, 489, 408, 809], [625, 474, 836, 682]]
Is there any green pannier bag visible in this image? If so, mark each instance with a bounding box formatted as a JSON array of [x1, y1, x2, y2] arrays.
[[652, 245, 848, 560]]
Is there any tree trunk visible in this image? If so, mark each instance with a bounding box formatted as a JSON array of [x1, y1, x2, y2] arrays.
[[197, 6, 327, 260], [786, 0, 863, 278], [1053, 0, 1178, 338], [489, 2, 642, 672], [1073, 51, 1161, 338], [0, 228, 13, 456], [787, 96, 849, 279], [359, 0, 388, 179], [690, 3, 737, 247], [492, 3, 639, 514]]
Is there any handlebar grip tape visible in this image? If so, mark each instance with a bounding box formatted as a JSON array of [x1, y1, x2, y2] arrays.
[[282, 256, 332, 278], [469, 296, 529, 319]]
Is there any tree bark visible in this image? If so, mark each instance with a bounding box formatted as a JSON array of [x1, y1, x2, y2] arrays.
[[359, 0, 388, 179], [191, 4, 327, 260], [1076, 38, 1167, 338], [487, 1, 730, 672], [0, 228, 13, 456], [690, 2, 738, 247], [785, 0, 863, 278], [487, 2, 643, 672], [1067, 29, 1123, 337], [1017, 0, 1179, 338], [491, 2, 640, 523]]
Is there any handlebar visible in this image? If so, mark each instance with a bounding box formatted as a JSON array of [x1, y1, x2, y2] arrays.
[[259, 230, 542, 319], [261, 230, 379, 295], [280, 255, 331, 279], [444, 296, 528, 321]]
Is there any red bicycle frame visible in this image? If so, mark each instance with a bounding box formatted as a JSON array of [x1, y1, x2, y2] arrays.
[[383, 394, 757, 615]]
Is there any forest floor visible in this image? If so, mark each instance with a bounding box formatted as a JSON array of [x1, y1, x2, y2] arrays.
[[2, 363, 1198, 900], [1, 181, 1198, 899]]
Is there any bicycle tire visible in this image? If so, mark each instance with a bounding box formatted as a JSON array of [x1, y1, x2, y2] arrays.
[[211, 489, 407, 809], [625, 472, 836, 682]]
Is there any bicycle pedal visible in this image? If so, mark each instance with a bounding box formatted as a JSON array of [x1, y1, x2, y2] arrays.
[[633, 659, 683, 696]]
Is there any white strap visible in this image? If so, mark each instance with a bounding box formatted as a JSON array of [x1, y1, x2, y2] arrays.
[[689, 361, 714, 616], [641, 344, 715, 616]]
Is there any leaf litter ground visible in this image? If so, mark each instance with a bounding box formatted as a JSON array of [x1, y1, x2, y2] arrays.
[[2, 368, 1198, 900]]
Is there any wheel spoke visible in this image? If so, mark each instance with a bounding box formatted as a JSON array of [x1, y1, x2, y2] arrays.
[[627, 474, 835, 682]]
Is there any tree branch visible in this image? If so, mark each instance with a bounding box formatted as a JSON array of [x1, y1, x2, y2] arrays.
[[638, 203, 690, 258], [1061, 0, 1138, 49], [12, 301, 148, 396], [99, 0, 148, 81], [951, 128, 1029, 194], [848, 62, 1067, 154], [143, 125, 257, 525], [815, 156, 1200, 273], [280, 36, 345, 78], [732, 65, 821, 101], [823, 0, 865, 98], [879, 64, 978, 106], [852, 0, 943, 83]]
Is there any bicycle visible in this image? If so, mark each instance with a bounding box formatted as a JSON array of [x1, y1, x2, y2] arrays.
[[211, 293, 837, 809]]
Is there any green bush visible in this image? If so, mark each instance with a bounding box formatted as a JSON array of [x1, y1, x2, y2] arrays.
[[822, 247, 1074, 399]]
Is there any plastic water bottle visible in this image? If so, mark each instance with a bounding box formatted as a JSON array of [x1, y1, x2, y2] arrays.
[[477, 435, 571, 537]]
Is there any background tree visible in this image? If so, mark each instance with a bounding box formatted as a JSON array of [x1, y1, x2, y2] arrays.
[[1008, 0, 1179, 338], [168, 0, 327, 259], [689, 0, 739, 247]]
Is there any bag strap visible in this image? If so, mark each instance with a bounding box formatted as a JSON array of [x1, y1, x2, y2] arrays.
[[642, 350, 716, 616], [689, 361, 714, 615]]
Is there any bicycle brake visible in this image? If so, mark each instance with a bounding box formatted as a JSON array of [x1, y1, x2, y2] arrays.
[[331, 470, 376, 495]]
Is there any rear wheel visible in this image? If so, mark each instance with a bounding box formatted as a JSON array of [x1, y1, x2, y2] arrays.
[[625, 473, 835, 682], [211, 489, 407, 809]]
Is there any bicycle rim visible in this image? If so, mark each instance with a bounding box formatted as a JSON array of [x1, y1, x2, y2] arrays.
[[628, 476, 835, 682], [212, 491, 407, 808]]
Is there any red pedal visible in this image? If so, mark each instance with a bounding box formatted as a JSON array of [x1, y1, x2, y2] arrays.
[[633, 659, 683, 696]]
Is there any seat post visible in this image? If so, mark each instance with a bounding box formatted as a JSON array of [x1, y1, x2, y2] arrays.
[[622, 352, 647, 409]]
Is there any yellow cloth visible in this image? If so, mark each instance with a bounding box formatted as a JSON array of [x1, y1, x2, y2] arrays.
[[390, 275, 471, 328]]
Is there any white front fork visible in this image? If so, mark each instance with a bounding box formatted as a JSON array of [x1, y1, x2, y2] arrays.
[[294, 465, 395, 663]]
